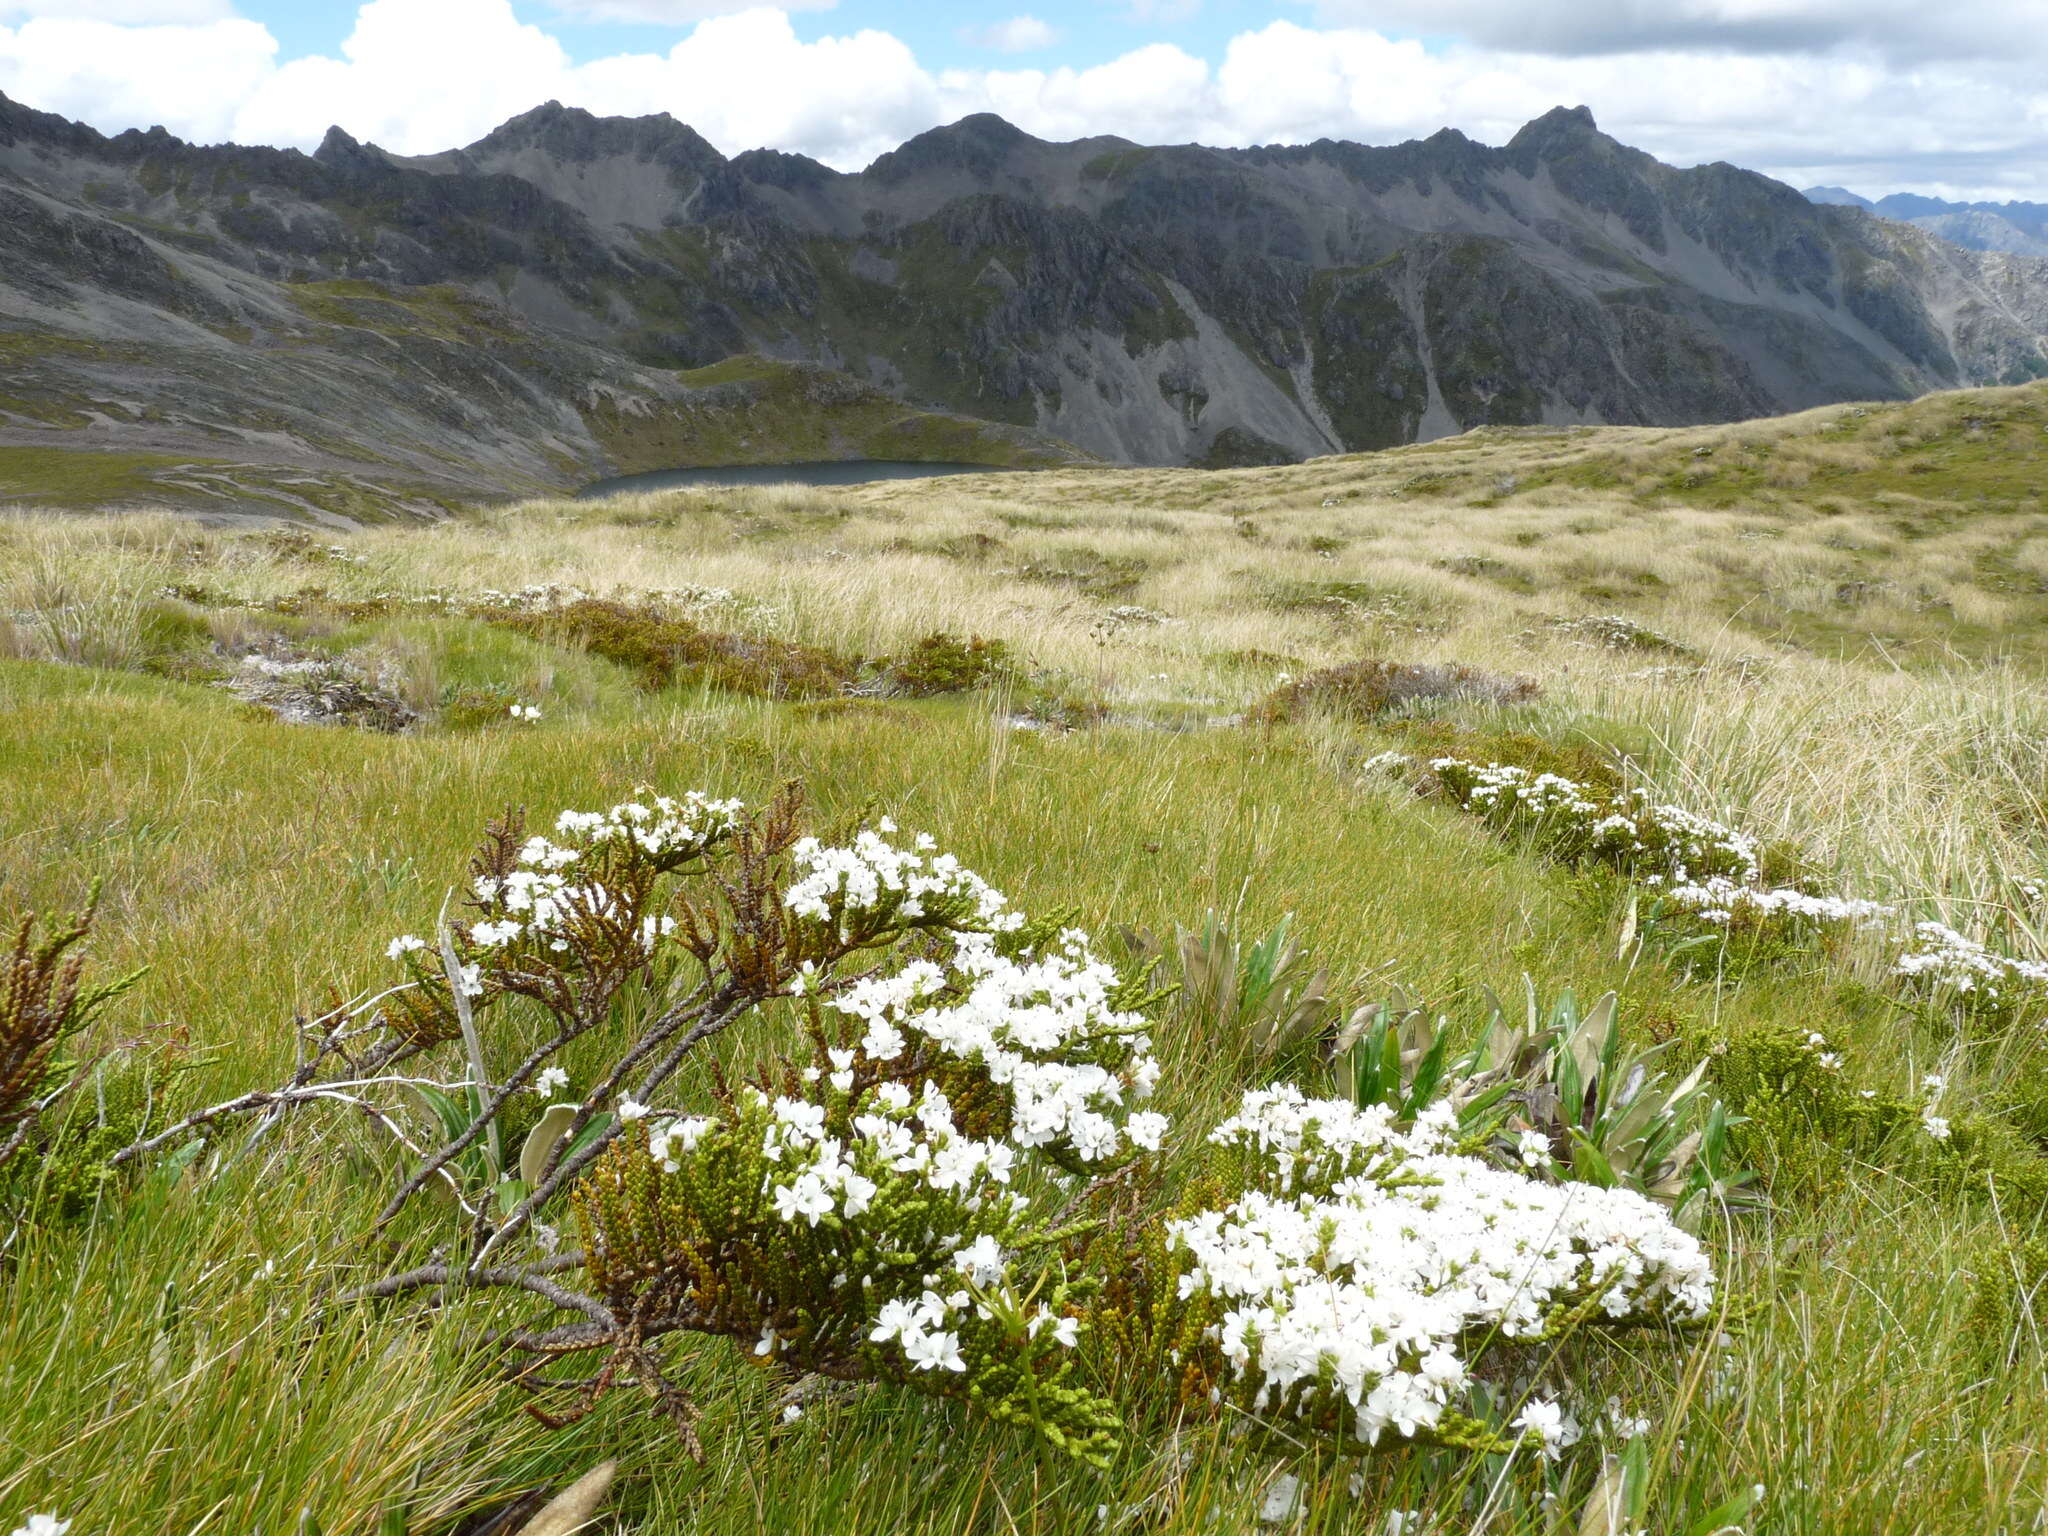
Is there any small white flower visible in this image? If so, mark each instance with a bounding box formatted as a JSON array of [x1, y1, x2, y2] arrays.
[[1512, 1398, 1576, 1459], [1516, 1128, 1550, 1168], [535, 1065, 569, 1099], [951, 1235, 1007, 1286], [1816, 1052, 1842, 1070], [386, 934, 427, 960], [470, 918, 522, 947], [617, 1097, 651, 1122], [781, 1403, 804, 1424], [12, 1517, 70, 1536], [1922, 1111, 1952, 1142], [1921, 1073, 1946, 1095], [901, 1327, 965, 1372]]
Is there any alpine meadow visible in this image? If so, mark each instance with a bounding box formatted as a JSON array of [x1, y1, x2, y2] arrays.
[[6, 22, 2048, 1531], [5, 378, 2048, 1534]]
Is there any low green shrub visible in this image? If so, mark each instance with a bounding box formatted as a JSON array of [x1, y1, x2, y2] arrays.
[[1251, 658, 1538, 725], [488, 597, 859, 699], [878, 632, 1014, 697], [0, 886, 188, 1232], [438, 683, 544, 731]]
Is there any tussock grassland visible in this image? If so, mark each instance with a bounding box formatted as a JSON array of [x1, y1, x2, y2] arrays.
[[3, 380, 2048, 1534]]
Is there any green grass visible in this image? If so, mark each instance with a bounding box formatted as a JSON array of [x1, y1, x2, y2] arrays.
[[1, 652, 2043, 1531], [582, 354, 1083, 473], [0, 447, 226, 507], [285, 279, 528, 347], [6, 383, 2048, 1530]]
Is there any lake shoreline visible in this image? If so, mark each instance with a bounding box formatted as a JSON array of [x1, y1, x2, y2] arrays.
[[578, 460, 1026, 497]]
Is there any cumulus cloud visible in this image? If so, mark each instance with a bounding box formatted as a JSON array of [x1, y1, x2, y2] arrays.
[[961, 15, 1062, 53], [0, 0, 232, 18], [0, 0, 2042, 198], [544, 0, 835, 22], [1302, 0, 2048, 66], [0, 16, 276, 142]]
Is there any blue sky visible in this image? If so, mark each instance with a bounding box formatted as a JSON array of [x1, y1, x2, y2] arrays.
[[3, 1, 2046, 200], [247, 1, 1274, 70]]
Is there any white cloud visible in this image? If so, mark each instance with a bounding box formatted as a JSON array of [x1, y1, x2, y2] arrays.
[[0, 16, 276, 142], [0, 0, 2042, 199], [544, 0, 835, 22], [1127, 0, 1202, 22], [961, 15, 1062, 53], [0, 0, 232, 18], [1302, 0, 2048, 67], [233, 0, 570, 154]]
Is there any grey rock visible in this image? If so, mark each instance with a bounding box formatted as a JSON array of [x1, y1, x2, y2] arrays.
[[3, 92, 2045, 519]]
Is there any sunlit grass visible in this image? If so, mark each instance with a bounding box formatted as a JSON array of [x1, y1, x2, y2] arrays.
[[4, 379, 2048, 1531]]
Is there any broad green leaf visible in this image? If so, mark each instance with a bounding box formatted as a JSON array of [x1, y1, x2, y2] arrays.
[[520, 1103, 581, 1188]]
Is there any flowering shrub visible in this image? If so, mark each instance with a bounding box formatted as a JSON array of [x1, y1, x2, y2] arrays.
[[1540, 615, 1695, 656], [129, 784, 1716, 1471], [1162, 1088, 1715, 1454], [1894, 922, 2048, 1022], [1429, 759, 1758, 885], [1654, 878, 1893, 976], [1662, 878, 1891, 935]]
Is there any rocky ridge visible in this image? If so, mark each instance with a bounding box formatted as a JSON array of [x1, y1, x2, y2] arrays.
[[3, 92, 2046, 518]]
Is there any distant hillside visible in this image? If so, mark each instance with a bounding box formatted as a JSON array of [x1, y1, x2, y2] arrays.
[[1803, 186, 2048, 259], [3, 90, 2047, 520]]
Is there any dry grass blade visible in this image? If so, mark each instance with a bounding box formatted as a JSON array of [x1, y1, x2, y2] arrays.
[[512, 1460, 617, 1536]]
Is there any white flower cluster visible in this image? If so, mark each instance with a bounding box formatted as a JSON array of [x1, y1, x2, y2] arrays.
[[1895, 922, 2048, 1010], [663, 1077, 1084, 1381], [1590, 798, 1758, 886], [1665, 877, 1891, 929], [1171, 1086, 1714, 1450], [1430, 759, 1758, 884], [387, 790, 740, 971], [551, 789, 744, 860], [1433, 759, 1603, 820], [784, 817, 1018, 934], [824, 925, 1162, 1164]]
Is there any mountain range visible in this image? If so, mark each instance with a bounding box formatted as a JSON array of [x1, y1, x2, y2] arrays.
[[1803, 186, 2048, 260], [4, 90, 2047, 520]]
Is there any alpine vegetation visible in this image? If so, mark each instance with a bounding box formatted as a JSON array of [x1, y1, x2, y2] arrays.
[[98, 786, 1713, 1476], [1168, 1088, 1713, 1453], [1427, 758, 1760, 885]]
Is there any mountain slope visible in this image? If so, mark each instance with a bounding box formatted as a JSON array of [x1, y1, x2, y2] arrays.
[[1802, 186, 2048, 260], [3, 92, 2047, 517]]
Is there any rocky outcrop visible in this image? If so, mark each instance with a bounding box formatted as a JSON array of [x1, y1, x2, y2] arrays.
[[4, 91, 2046, 507]]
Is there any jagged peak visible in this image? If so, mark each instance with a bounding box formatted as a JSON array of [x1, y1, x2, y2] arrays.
[[730, 146, 841, 192], [316, 125, 362, 158], [863, 114, 1041, 184], [461, 100, 725, 171], [311, 124, 392, 173], [1507, 104, 1605, 154]]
